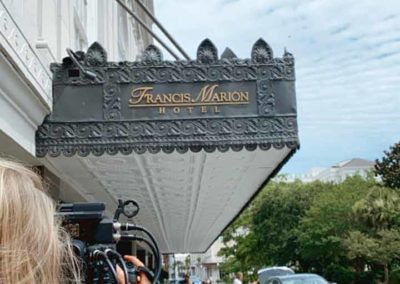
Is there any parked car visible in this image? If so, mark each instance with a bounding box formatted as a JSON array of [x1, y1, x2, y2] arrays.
[[190, 276, 202, 284], [258, 267, 295, 284], [265, 273, 328, 284], [169, 275, 201, 284]]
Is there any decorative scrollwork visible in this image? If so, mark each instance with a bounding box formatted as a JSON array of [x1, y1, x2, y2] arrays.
[[257, 79, 275, 115], [197, 39, 218, 64], [35, 116, 299, 157], [251, 38, 273, 63], [103, 84, 121, 120]]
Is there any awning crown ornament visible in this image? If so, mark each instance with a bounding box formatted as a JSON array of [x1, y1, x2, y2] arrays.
[[197, 39, 218, 64], [221, 47, 237, 60], [143, 44, 163, 63], [251, 38, 273, 63], [86, 42, 108, 66], [36, 39, 299, 157]]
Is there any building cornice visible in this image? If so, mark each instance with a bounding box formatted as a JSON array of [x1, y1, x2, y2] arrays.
[[0, 1, 52, 109]]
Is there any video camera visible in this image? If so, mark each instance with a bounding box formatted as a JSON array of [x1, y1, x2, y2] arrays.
[[57, 200, 161, 284]]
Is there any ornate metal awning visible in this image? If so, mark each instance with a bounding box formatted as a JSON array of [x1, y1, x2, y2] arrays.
[[35, 39, 299, 253], [36, 39, 297, 156]]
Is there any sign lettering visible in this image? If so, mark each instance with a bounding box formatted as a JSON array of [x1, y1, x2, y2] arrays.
[[128, 84, 250, 115]]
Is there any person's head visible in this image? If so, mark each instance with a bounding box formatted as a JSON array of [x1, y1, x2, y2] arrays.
[[0, 159, 80, 283], [235, 272, 243, 281]]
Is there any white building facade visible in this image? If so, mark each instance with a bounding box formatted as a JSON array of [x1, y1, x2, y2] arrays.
[[189, 237, 224, 282], [0, 0, 154, 264], [289, 158, 375, 183], [0, 0, 153, 199]]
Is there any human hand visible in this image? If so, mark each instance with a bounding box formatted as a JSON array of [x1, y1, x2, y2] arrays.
[[116, 255, 152, 284]]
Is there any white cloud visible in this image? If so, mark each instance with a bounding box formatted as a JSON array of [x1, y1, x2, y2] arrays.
[[154, 0, 400, 173]]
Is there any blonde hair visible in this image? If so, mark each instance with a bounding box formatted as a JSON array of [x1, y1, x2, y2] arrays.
[[0, 159, 81, 283]]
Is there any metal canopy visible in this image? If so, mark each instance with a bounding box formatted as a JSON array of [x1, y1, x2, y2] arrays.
[[35, 39, 299, 253]]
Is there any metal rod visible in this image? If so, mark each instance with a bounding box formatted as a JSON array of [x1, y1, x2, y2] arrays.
[[115, 0, 181, 60], [133, 0, 191, 60], [66, 48, 97, 79]]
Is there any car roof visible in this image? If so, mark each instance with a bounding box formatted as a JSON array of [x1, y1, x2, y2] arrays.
[[258, 267, 294, 274], [275, 273, 323, 279]]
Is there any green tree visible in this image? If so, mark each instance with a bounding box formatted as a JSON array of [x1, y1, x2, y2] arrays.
[[297, 175, 376, 282], [219, 178, 326, 277], [353, 186, 400, 231], [344, 230, 400, 284], [218, 173, 400, 284], [251, 180, 325, 270], [348, 187, 400, 283], [375, 142, 400, 189], [219, 193, 258, 281]]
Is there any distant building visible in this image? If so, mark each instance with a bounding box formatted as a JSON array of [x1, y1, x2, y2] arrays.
[[288, 158, 375, 183], [189, 237, 224, 282]]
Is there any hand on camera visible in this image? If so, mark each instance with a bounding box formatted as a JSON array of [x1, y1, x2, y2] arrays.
[[117, 255, 151, 284]]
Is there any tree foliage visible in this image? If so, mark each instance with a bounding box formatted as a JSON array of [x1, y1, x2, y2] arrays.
[[252, 180, 326, 270], [375, 142, 400, 189], [297, 175, 372, 275], [218, 172, 400, 284]]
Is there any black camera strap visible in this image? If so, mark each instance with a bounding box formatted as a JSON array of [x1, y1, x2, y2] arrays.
[[136, 265, 155, 282]]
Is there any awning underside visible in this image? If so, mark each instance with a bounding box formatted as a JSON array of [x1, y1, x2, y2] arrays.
[[46, 147, 293, 253]]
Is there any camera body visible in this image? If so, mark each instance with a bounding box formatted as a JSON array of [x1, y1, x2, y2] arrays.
[[57, 201, 145, 284], [58, 203, 114, 245], [58, 202, 119, 283]]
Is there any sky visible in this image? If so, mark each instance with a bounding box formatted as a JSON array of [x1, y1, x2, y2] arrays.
[[153, 0, 400, 174]]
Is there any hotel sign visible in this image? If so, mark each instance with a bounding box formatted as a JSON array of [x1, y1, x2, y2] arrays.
[[37, 39, 298, 156], [128, 84, 251, 114], [121, 82, 256, 119]]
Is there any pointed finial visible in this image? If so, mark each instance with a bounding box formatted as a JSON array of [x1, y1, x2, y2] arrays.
[[85, 42, 107, 66], [251, 38, 273, 63], [197, 39, 218, 64], [221, 47, 237, 60], [283, 47, 294, 63]]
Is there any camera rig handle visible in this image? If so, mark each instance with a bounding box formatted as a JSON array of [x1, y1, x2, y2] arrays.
[[114, 199, 140, 221]]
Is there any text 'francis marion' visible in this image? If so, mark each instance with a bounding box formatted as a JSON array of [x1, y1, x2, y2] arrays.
[[129, 85, 249, 107], [128, 84, 249, 115]]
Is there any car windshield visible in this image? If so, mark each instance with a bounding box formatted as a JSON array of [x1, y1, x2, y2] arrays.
[[263, 268, 294, 277], [281, 277, 328, 284]]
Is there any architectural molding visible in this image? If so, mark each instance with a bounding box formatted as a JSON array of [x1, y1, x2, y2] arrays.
[[0, 52, 49, 155], [0, 1, 52, 108], [36, 116, 298, 157]]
